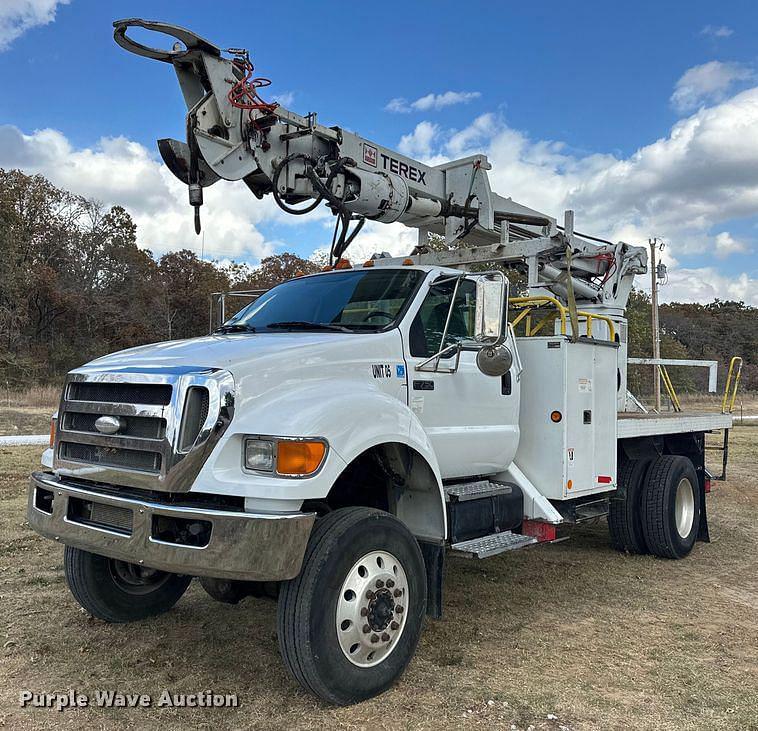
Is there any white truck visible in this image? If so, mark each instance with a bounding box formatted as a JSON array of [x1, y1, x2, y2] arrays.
[[27, 20, 732, 705]]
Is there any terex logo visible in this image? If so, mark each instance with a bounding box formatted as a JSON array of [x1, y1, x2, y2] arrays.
[[363, 144, 378, 167], [379, 154, 427, 185]]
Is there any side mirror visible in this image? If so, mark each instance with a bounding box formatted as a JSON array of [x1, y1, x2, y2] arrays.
[[476, 344, 513, 377], [473, 273, 506, 343]]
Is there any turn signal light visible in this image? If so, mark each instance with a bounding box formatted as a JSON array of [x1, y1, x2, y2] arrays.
[[49, 415, 57, 448], [550, 410, 562, 423], [277, 441, 326, 475]]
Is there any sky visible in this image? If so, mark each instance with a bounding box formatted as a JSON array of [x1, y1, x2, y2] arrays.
[[1, 0, 758, 304]]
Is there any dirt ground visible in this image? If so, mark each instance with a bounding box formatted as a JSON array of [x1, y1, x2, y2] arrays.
[[1, 429, 757, 730]]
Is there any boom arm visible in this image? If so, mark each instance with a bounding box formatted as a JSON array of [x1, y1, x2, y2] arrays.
[[113, 18, 647, 313]]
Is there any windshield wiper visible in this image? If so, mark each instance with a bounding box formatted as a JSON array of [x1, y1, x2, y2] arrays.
[[265, 321, 353, 333], [214, 323, 256, 334]]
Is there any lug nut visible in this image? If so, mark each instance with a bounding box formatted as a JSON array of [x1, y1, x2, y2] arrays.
[[360, 607, 368, 617], [381, 632, 390, 642], [366, 590, 374, 600], [396, 605, 404, 613], [362, 624, 371, 634], [391, 621, 399, 630], [386, 579, 395, 588], [393, 589, 402, 598], [370, 634, 379, 644], [375, 579, 384, 589]]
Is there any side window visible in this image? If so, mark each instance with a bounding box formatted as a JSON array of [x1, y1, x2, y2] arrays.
[[409, 279, 476, 358]]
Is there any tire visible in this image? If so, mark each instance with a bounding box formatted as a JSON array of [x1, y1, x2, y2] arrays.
[[64, 546, 192, 623], [608, 458, 650, 554], [277, 507, 426, 705], [641, 455, 701, 559]]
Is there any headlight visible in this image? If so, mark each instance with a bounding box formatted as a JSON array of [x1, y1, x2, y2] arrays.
[[243, 437, 327, 477], [244, 439, 274, 472]]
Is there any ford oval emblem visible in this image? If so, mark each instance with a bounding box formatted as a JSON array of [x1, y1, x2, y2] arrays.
[[94, 415, 124, 435]]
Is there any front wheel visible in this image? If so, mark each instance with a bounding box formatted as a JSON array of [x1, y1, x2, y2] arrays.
[[64, 546, 192, 622], [277, 507, 426, 705]]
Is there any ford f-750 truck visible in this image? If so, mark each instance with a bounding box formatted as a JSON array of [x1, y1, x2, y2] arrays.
[[26, 19, 733, 706]]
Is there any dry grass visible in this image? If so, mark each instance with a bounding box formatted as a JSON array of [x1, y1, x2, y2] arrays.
[[1, 385, 60, 410], [1, 432, 757, 730], [0, 386, 59, 437]]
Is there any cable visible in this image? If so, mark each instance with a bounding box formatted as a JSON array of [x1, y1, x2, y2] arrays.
[[556, 224, 614, 246], [227, 52, 278, 120], [271, 154, 324, 215]]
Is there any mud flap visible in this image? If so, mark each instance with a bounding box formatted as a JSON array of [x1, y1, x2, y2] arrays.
[[418, 540, 444, 619]]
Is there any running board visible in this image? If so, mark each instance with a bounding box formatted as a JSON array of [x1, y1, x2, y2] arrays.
[[444, 479, 512, 502], [450, 530, 537, 558]]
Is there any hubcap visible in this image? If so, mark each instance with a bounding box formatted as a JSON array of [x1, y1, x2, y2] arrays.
[[109, 559, 172, 595], [336, 550, 409, 668], [674, 478, 695, 538]]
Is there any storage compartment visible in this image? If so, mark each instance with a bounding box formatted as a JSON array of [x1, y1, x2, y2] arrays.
[[514, 337, 618, 499]]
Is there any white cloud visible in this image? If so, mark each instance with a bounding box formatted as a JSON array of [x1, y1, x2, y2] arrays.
[[700, 25, 734, 39], [714, 231, 748, 258], [0, 0, 68, 50], [670, 60, 753, 113], [0, 125, 316, 261], [361, 84, 758, 305], [386, 91, 481, 114], [272, 91, 295, 107], [398, 121, 441, 159], [660, 268, 758, 306]]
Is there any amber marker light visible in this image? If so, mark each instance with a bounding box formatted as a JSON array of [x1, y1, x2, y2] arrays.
[[49, 416, 57, 448], [550, 410, 562, 423], [277, 440, 327, 476]]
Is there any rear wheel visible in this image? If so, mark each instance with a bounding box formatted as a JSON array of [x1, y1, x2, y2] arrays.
[[277, 507, 426, 705], [64, 546, 192, 622], [641, 455, 701, 559], [608, 458, 650, 554]]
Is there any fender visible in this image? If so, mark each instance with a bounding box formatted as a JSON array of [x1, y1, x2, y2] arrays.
[[196, 377, 448, 541]]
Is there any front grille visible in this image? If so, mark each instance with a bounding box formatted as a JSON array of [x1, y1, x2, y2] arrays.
[[60, 441, 162, 473], [55, 369, 232, 493], [178, 387, 209, 451], [68, 381, 172, 405], [62, 411, 166, 440]]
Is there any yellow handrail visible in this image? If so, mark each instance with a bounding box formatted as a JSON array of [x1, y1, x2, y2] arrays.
[[508, 296, 616, 342], [509, 296, 568, 335], [659, 365, 682, 412], [721, 356, 743, 414]]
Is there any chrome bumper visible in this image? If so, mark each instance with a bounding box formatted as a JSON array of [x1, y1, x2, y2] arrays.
[[28, 472, 315, 581]]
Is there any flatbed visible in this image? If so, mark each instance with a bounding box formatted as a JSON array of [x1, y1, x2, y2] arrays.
[[617, 412, 732, 439]]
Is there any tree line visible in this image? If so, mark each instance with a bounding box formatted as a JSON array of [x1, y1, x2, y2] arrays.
[[0, 169, 754, 394]]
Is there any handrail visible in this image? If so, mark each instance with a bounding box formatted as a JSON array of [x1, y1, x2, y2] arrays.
[[659, 365, 682, 412], [509, 296, 567, 335], [508, 296, 615, 343], [721, 356, 743, 414]]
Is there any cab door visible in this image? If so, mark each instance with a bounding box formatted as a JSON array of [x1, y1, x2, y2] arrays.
[[400, 273, 520, 480]]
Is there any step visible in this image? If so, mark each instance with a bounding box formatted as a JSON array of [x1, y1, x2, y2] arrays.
[[450, 530, 537, 558], [444, 479, 513, 502]]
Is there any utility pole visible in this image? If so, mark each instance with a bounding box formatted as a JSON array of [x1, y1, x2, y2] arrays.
[[649, 238, 661, 411]]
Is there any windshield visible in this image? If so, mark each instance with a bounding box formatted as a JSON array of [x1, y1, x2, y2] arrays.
[[220, 268, 425, 333]]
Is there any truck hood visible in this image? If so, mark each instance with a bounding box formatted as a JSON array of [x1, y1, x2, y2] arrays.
[[83, 332, 360, 373]]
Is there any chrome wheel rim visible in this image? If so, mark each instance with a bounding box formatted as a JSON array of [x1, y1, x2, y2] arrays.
[[675, 478, 695, 538], [336, 550, 409, 668]]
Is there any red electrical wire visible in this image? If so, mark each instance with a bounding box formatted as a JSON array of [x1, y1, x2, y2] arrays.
[[227, 57, 279, 119]]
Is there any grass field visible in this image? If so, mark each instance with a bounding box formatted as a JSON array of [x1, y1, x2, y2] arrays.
[[1, 430, 757, 730]]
